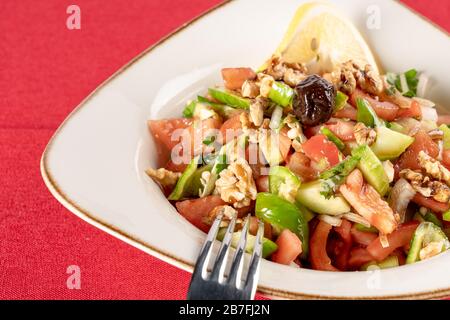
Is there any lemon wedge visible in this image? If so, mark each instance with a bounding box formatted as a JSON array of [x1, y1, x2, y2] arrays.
[[262, 2, 379, 74]]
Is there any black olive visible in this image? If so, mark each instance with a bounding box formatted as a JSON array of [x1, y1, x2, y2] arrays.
[[293, 75, 336, 127]]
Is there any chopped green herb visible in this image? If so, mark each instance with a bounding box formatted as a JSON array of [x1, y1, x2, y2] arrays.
[[319, 155, 361, 199], [182, 100, 196, 118], [386, 69, 419, 98], [202, 135, 216, 146]]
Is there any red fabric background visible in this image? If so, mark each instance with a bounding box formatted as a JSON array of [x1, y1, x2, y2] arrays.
[[0, 0, 448, 300]]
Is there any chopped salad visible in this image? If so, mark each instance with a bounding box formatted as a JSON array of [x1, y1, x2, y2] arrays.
[[146, 55, 450, 271]]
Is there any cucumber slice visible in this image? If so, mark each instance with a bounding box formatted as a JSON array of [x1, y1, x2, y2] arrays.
[[370, 126, 414, 161], [197, 96, 240, 119], [406, 222, 450, 264], [168, 156, 200, 200], [269, 166, 301, 199], [295, 180, 351, 215], [268, 81, 295, 107], [255, 193, 309, 259], [352, 144, 390, 196], [208, 88, 250, 109], [361, 255, 399, 271], [296, 203, 315, 222], [387, 121, 405, 134], [216, 229, 278, 259]]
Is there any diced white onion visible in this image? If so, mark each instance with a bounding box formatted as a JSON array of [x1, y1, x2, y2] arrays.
[[388, 178, 416, 223], [416, 73, 429, 98], [399, 73, 409, 94], [318, 214, 342, 227], [438, 140, 444, 161], [380, 234, 390, 248], [343, 212, 371, 228], [269, 106, 283, 130], [420, 106, 438, 122], [382, 161, 395, 183], [413, 97, 436, 108]]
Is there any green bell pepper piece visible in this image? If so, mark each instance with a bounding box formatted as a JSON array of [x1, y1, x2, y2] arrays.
[[356, 98, 383, 127], [269, 166, 301, 198], [406, 222, 450, 264], [208, 88, 250, 109], [216, 228, 278, 259], [355, 224, 379, 233], [439, 124, 450, 150], [168, 156, 200, 200], [424, 212, 444, 228], [334, 91, 348, 111], [255, 193, 309, 259], [361, 255, 399, 271], [320, 126, 346, 151], [443, 210, 450, 222], [268, 81, 295, 107]]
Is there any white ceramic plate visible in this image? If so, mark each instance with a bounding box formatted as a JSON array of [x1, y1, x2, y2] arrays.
[[42, 0, 450, 299]]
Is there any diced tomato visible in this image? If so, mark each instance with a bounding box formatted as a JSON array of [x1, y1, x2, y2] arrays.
[[395, 130, 439, 172], [348, 247, 375, 269], [438, 115, 450, 125], [271, 229, 303, 265], [303, 125, 322, 139], [412, 194, 450, 213], [165, 159, 188, 173], [366, 221, 420, 262], [442, 149, 450, 169], [333, 220, 353, 270], [256, 175, 269, 192], [302, 134, 340, 167], [310, 220, 339, 271], [334, 104, 357, 121], [220, 113, 243, 143], [396, 100, 422, 119], [350, 89, 399, 121], [286, 152, 319, 182], [326, 120, 356, 141], [148, 118, 192, 150], [221, 68, 256, 91], [340, 169, 397, 234], [350, 224, 378, 246], [175, 196, 226, 233], [187, 118, 222, 155], [279, 128, 292, 162], [248, 216, 272, 239]]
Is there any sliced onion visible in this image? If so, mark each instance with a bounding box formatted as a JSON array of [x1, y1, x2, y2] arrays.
[[420, 105, 438, 123], [413, 97, 436, 108], [399, 73, 409, 94], [416, 73, 429, 98], [382, 160, 395, 183], [388, 178, 416, 223], [396, 118, 421, 136], [343, 212, 371, 228], [269, 106, 283, 130], [318, 214, 342, 227], [380, 234, 390, 248]]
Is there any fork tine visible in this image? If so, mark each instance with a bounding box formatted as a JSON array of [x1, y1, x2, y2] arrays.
[[226, 214, 250, 289], [242, 220, 264, 299], [210, 215, 237, 282], [194, 214, 223, 279]]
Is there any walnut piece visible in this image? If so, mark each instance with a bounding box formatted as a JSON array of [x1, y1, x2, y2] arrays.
[[146, 168, 181, 187], [204, 205, 238, 226], [418, 151, 450, 186], [215, 158, 257, 208], [354, 122, 377, 146], [257, 74, 274, 98], [400, 169, 450, 203], [249, 97, 267, 127], [241, 80, 260, 98], [330, 60, 382, 95]]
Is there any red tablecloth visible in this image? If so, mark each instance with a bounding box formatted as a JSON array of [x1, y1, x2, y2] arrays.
[[1, 0, 449, 300]]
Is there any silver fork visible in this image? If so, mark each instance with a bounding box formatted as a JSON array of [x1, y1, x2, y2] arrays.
[[187, 214, 264, 300]]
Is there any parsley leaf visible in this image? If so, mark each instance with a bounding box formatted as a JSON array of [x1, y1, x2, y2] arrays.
[[386, 69, 419, 98], [203, 135, 216, 146], [319, 156, 361, 199]]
